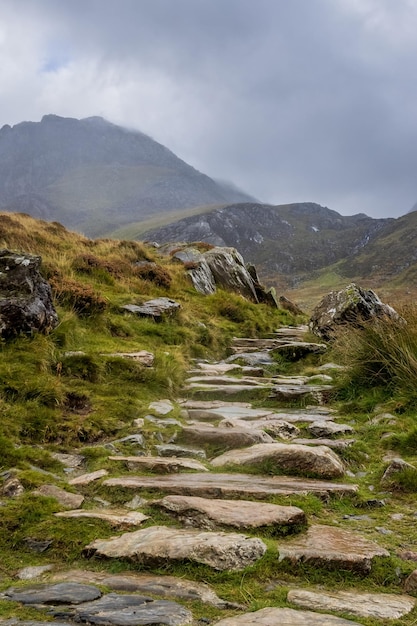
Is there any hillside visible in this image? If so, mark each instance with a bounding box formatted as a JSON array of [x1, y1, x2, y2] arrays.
[[143, 202, 392, 289], [0, 115, 255, 237]]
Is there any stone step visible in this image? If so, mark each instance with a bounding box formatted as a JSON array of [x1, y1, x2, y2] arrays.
[[185, 375, 273, 386], [103, 473, 358, 499], [84, 525, 267, 571], [213, 607, 362, 625], [55, 509, 149, 527], [181, 402, 337, 424], [188, 362, 264, 377], [278, 524, 390, 574], [178, 425, 274, 448], [210, 443, 345, 479], [217, 417, 300, 440], [185, 383, 274, 399], [308, 421, 354, 438], [287, 588, 415, 620], [269, 384, 333, 402], [292, 438, 355, 450], [153, 495, 306, 531], [108, 456, 208, 473]]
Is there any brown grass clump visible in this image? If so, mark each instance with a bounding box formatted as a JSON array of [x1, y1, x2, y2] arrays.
[[134, 262, 172, 288], [49, 273, 107, 316]]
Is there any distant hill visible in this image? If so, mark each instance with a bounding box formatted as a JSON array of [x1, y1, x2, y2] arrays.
[[0, 115, 256, 237], [143, 202, 393, 288]]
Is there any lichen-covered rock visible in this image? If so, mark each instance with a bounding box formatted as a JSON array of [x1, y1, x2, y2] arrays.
[[309, 283, 400, 341], [0, 250, 58, 338]]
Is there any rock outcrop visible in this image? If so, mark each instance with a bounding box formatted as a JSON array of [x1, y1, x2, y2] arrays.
[[309, 283, 400, 341], [0, 249, 58, 338]]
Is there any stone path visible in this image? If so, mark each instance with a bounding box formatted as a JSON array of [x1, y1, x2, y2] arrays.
[[3, 325, 416, 625]]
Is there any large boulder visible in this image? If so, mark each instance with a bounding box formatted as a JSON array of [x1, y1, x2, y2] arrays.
[[0, 250, 58, 338], [309, 283, 400, 341]]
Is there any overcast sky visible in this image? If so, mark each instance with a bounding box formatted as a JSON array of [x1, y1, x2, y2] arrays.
[[1, 0, 417, 218]]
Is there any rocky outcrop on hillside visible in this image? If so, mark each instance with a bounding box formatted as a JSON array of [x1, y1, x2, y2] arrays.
[[0, 249, 58, 338]]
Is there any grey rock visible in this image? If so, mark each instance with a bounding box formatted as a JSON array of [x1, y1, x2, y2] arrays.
[[3, 582, 101, 605], [225, 351, 274, 366], [51, 453, 85, 468], [211, 442, 345, 479], [309, 283, 401, 341], [287, 588, 415, 620], [381, 457, 416, 482], [213, 607, 362, 625], [84, 525, 266, 571], [278, 524, 389, 573], [108, 455, 208, 473], [72, 593, 192, 626], [1, 476, 24, 497], [17, 565, 54, 580], [308, 421, 354, 438], [0, 250, 58, 339], [33, 484, 84, 509], [148, 400, 175, 415], [54, 509, 149, 527], [102, 351, 155, 367], [179, 425, 274, 448], [68, 469, 108, 486], [155, 444, 206, 459], [122, 298, 180, 320], [272, 341, 327, 360]]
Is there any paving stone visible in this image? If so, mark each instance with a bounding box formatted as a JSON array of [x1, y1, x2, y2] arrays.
[[84, 525, 266, 571], [287, 588, 415, 619], [54, 509, 149, 526], [154, 495, 306, 531], [103, 473, 358, 499], [2, 582, 101, 604], [179, 425, 274, 448], [278, 524, 390, 573], [308, 421, 354, 438], [50, 569, 236, 607], [71, 593, 192, 626], [211, 443, 345, 479], [108, 456, 208, 473], [148, 400, 175, 415], [155, 444, 206, 459], [213, 607, 362, 625], [33, 484, 84, 509], [68, 469, 108, 486]]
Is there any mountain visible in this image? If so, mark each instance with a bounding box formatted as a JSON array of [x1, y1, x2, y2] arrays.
[[0, 114, 256, 237], [142, 202, 393, 288]]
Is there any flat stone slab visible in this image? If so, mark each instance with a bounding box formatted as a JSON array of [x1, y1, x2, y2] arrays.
[[148, 400, 175, 415], [68, 469, 108, 485], [102, 351, 155, 367], [108, 456, 208, 473], [122, 298, 180, 320], [155, 444, 206, 459], [71, 593, 192, 626], [84, 525, 266, 571], [211, 443, 345, 479], [103, 473, 358, 499], [185, 375, 272, 386], [51, 453, 85, 468], [17, 565, 54, 580], [2, 582, 101, 605], [33, 484, 84, 508], [50, 569, 235, 607], [190, 362, 264, 377], [218, 417, 300, 440], [272, 341, 327, 360], [214, 607, 361, 625], [179, 425, 274, 448], [55, 509, 149, 527], [308, 421, 354, 438], [185, 384, 273, 399], [278, 524, 390, 573], [292, 438, 355, 450], [269, 384, 333, 401], [288, 588, 416, 620], [154, 495, 306, 531], [185, 406, 277, 422], [226, 351, 274, 365]]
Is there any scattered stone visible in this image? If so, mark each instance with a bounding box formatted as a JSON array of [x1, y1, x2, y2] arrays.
[[404, 570, 417, 594], [154, 495, 306, 531], [108, 456, 208, 473], [179, 425, 274, 448], [50, 569, 236, 608], [155, 444, 206, 460], [112, 434, 145, 447], [17, 565, 54, 580], [103, 473, 358, 499], [3, 582, 101, 604], [84, 525, 267, 571], [122, 298, 180, 320], [399, 551, 417, 562], [144, 415, 183, 427], [211, 443, 345, 479], [55, 509, 149, 527], [287, 588, 415, 620], [1, 476, 24, 497], [68, 469, 108, 486], [24, 538, 53, 553], [213, 607, 362, 625], [149, 400, 175, 415], [381, 458, 416, 483], [0, 249, 58, 339], [71, 593, 193, 626], [309, 283, 401, 341], [51, 453, 85, 468], [133, 418, 145, 428], [33, 484, 84, 509], [278, 524, 389, 573], [308, 421, 354, 438], [102, 351, 155, 367], [318, 362, 346, 371], [125, 495, 148, 509]]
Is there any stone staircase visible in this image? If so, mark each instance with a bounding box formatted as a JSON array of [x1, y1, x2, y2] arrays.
[[2, 326, 416, 625]]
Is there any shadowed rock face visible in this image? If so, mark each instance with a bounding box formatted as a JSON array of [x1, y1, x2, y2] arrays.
[[0, 249, 58, 338], [309, 283, 401, 341]]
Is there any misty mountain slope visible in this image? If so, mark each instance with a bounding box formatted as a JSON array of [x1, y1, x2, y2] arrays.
[[143, 202, 392, 286], [0, 114, 255, 237]]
